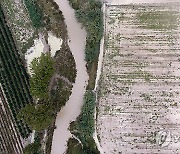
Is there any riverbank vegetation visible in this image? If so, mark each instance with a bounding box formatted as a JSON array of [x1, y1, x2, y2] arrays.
[[68, 0, 103, 89], [37, 0, 68, 40], [54, 42, 76, 83], [66, 138, 83, 154], [23, 0, 68, 40], [18, 50, 76, 128], [66, 0, 103, 153], [18, 103, 54, 131], [23, 132, 42, 154], [69, 90, 99, 154], [18, 48, 76, 152]]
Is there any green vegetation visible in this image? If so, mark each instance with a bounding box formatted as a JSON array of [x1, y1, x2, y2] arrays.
[[30, 53, 55, 99], [50, 79, 73, 112], [70, 90, 99, 154], [18, 48, 75, 135], [23, 142, 40, 154], [0, 5, 32, 138], [72, 91, 96, 143], [45, 122, 56, 154], [37, 0, 67, 39], [54, 42, 76, 83], [69, 0, 103, 62], [66, 138, 83, 154], [18, 103, 54, 131], [66, 0, 103, 152], [136, 10, 179, 30], [23, 133, 42, 154], [23, 0, 43, 28], [18, 53, 55, 131]]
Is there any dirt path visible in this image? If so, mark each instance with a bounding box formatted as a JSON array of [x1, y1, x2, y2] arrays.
[[51, 0, 88, 154], [102, 0, 179, 4]]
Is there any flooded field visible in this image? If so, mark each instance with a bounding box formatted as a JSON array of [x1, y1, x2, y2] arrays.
[[97, 3, 180, 154]]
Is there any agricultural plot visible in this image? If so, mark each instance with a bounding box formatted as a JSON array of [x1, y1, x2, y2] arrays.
[[0, 5, 32, 139], [0, 86, 23, 153], [1, 0, 35, 53], [97, 3, 180, 154]]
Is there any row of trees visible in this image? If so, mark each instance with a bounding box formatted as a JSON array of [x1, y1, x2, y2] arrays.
[[18, 53, 55, 131]]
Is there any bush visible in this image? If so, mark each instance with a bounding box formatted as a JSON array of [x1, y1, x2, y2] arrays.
[[18, 103, 54, 131]]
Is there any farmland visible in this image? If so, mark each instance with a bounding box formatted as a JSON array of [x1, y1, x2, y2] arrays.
[[97, 3, 180, 154], [0, 5, 32, 139], [0, 86, 24, 153], [1, 0, 36, 53]]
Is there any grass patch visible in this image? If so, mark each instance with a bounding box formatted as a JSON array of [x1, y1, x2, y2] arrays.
[[23, 0, 43, 28], [136, 10, 179, 30]]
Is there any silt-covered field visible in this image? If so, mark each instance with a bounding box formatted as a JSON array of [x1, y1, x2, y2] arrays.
[[97, 3, 180, 154]]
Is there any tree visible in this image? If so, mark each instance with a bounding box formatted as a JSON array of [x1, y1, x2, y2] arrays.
[[18, 103, 54, 131], [30, 53, 55, 99]]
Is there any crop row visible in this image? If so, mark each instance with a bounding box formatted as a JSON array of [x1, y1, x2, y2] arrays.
[[0, 6, 32, 138], [0, 91, 23, 153]]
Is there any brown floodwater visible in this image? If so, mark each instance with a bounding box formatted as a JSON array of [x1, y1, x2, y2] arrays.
[[51, 0, 88, 154]]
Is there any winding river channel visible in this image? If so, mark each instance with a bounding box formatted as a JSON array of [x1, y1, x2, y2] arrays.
[[51, 0, 180, 153], [51, 0, 88, 154]]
